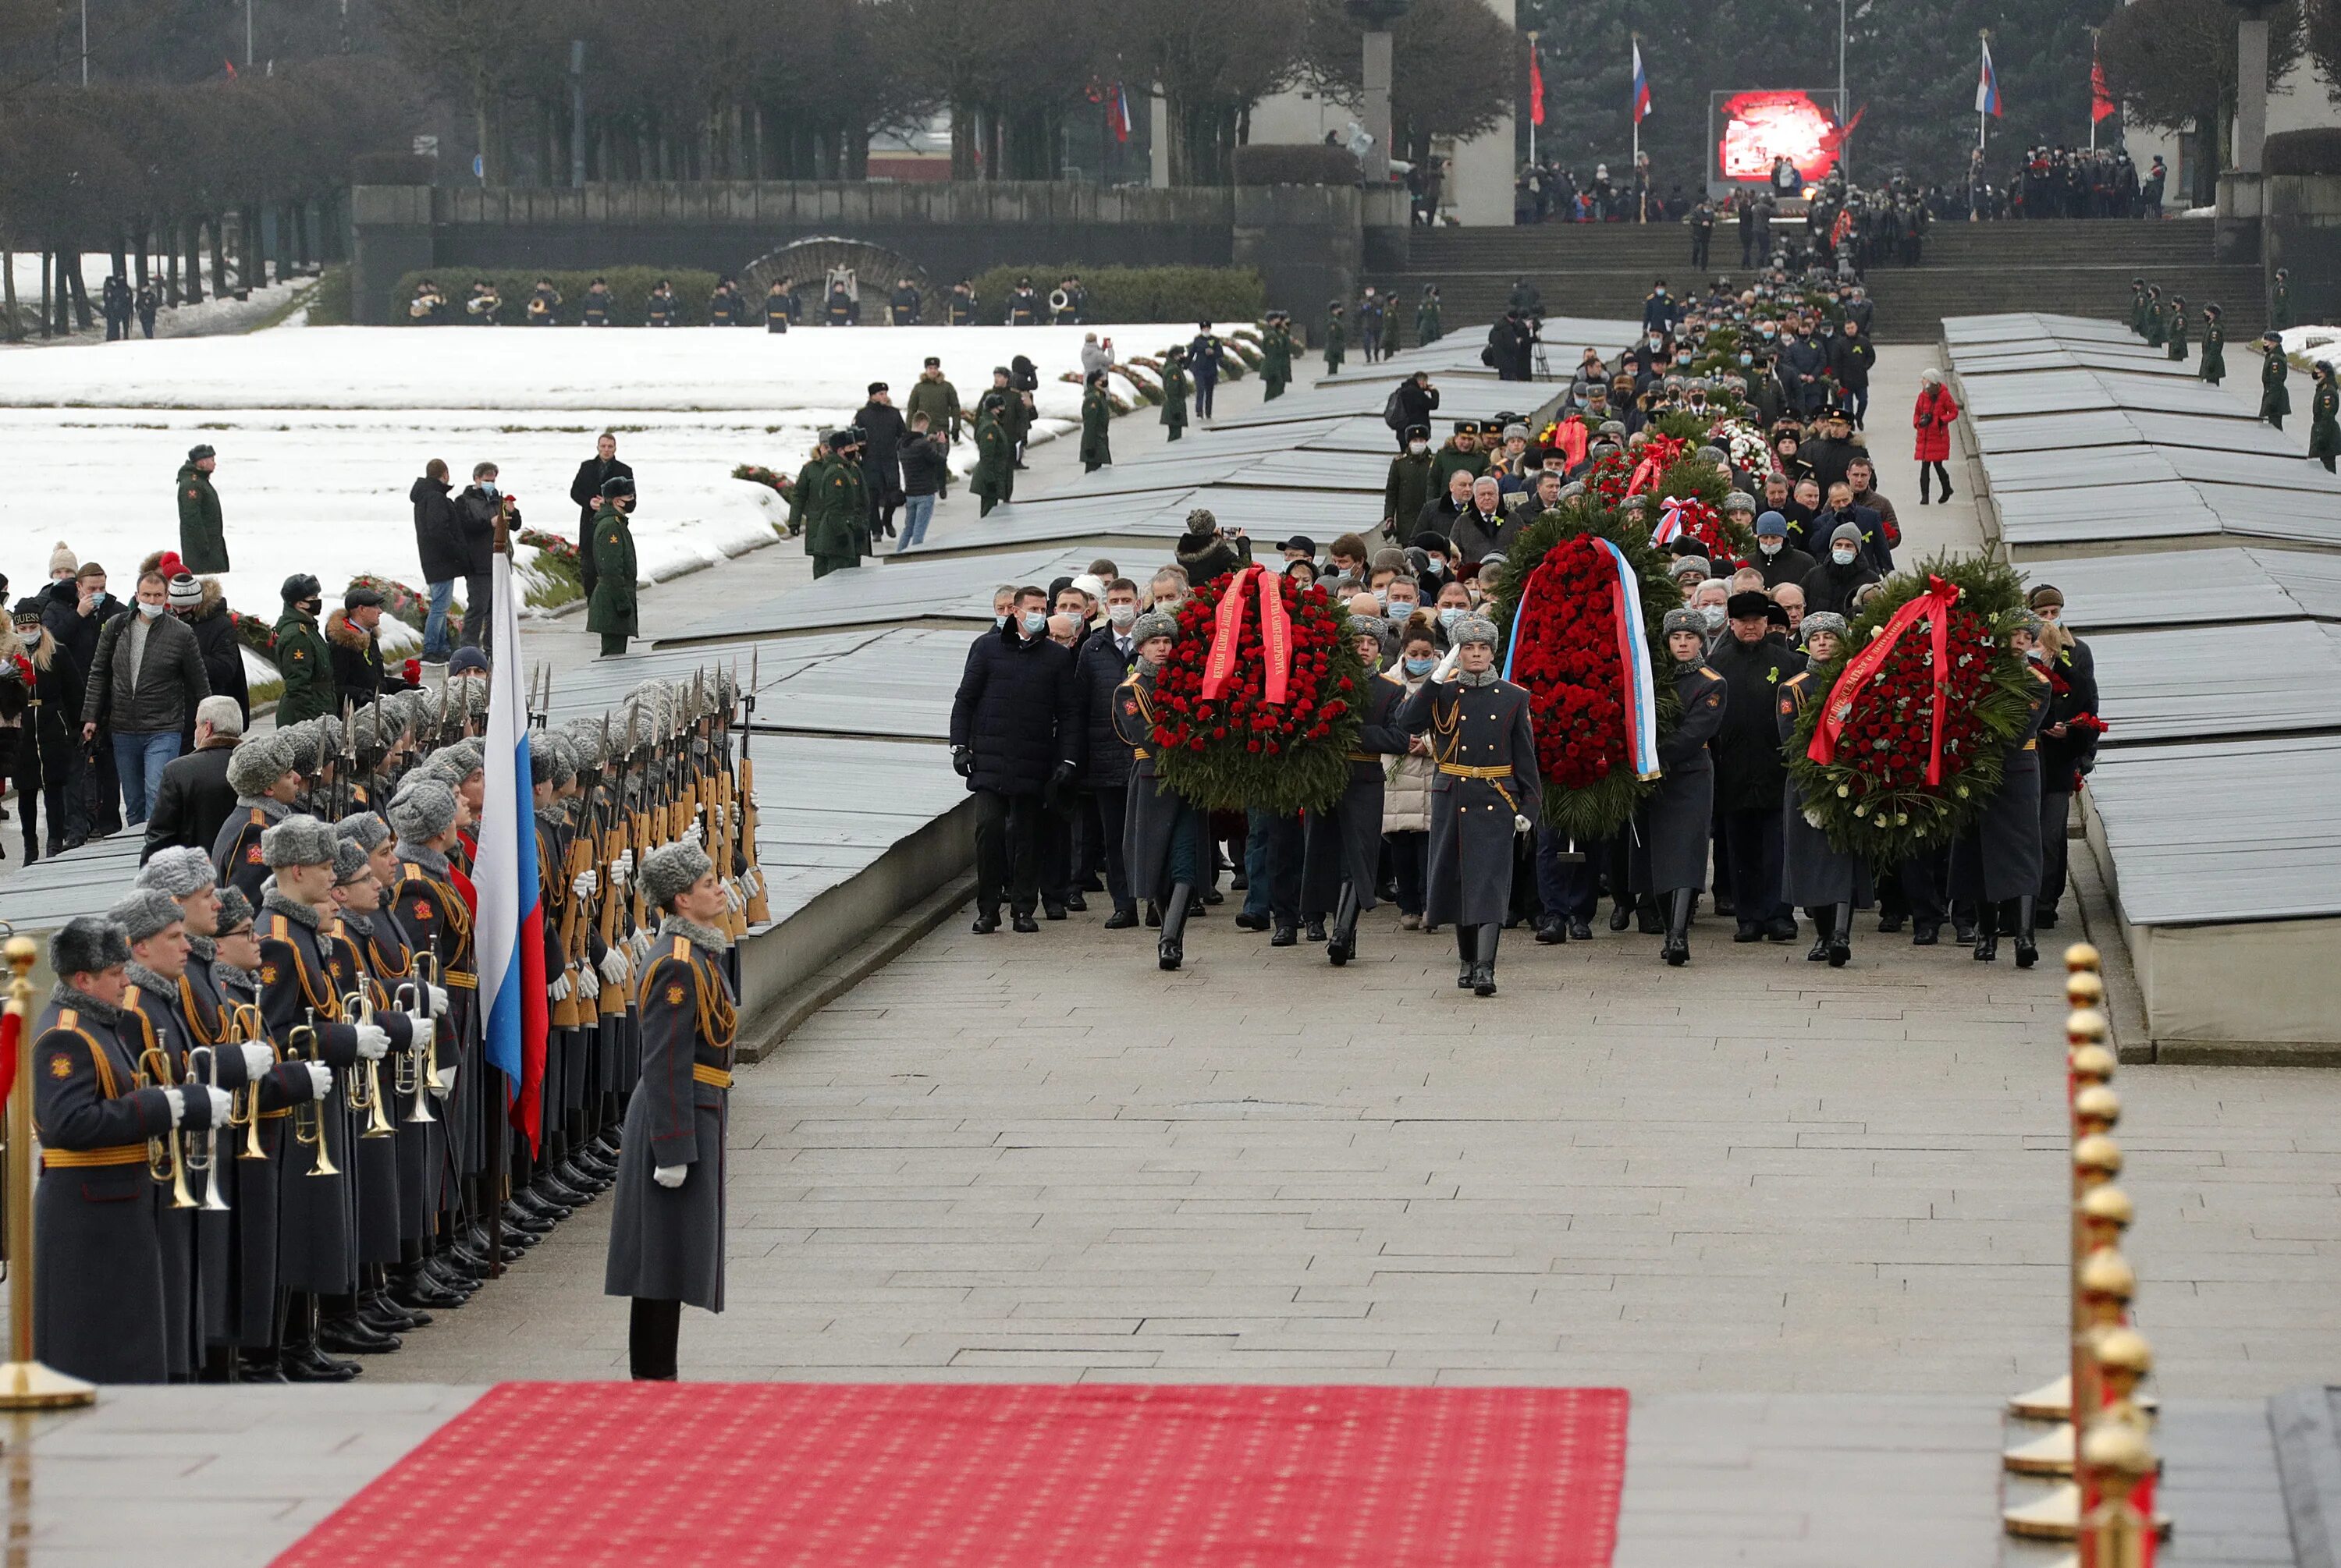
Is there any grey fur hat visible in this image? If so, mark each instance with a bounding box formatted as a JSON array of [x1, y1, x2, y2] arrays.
[[446, 738, 485, 775], [387, 779, 459, 844], [275, 720, 321, 776], [525, 731, 559, 785], [1129, 610, 1179, 645], [261, 814, 338, 869], [107, 889, 185, 945], [332, 839, 372, 885], [562, 720, 606, 772], [1450, 614, 1499, 648], [135, 844, 218, 897], [1345, 613, 1389, 640], [546, 733, 579, 787], [51, 915, 130, 978], [1181, 508, 1218, 537], [215, 887, 255, 934], [1671, 555, 1712, 580], [1697, 445, 1728, 463], [1799, 612, 1849, 645], [335, 811, 393, 851], [1830, 521, 1864, 548], [639, 841, 714, 912], [1662, 607, 1707, 637], [1723, 491, 1756, 513], [227, 735, 293, 797]]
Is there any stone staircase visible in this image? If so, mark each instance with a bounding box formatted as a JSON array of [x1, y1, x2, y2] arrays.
[[1377, 218, 2263, 343]]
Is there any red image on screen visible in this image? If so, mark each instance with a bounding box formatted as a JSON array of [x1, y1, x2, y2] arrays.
[[1718, 90, 1841, 183]]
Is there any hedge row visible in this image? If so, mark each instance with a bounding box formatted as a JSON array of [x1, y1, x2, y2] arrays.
[[1231, 144, 1363, 186], [963, 265, 1264, 326], [390, 268, 726, 325], [2267, 129, 2341, 176]]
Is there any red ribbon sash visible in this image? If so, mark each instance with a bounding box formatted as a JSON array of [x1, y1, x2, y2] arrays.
[[1625, 432, 1688, 497], [1806, 575, 1960, 786], [1200, 565, 1296, 706]]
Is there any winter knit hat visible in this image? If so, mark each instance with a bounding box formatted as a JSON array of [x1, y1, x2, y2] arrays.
[[1181, 509, 1218, 539], [135, 845, 218, 898], [47, 541, 76, 577], [639, 841, 713, 913], [261, 815, 338, 869], [168, 573, 201, 608], [107, 889, 185, 945], [51, 916, 130, 979], [1754, 511, 1788, 538], [1829, 522, 1864, 548]]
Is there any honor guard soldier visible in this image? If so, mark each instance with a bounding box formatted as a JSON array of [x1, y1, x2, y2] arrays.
[[1301, 614, 1409, 965], [1080, 372, 1113, 473], [581, 278, 613, 327], [1007, 277, 1041, 325], [946, 278, 978, 325], [211, 732, 300, 900], [257, 814, 394, 1378], [2261, 331, 2293, 428], [605, 840, 738, 1381], [708, 278, 741, 327], [645, 279, 679, 328], [1323, 300, 1346, 374], [1113, 612, 1208, 970], [1952, 613, 2051, 968], [1260, 310, 1293, 401], [764, 278, 795, 332], [1639, 608, 1728, 967], [1774, 614, 1870, 967], [386, 779, 485, 1274], [889, 277, 922, 325], [1395, 614, 1540, 997], [2198, 303, 2226, 386], [32, 915, 229, 1384]]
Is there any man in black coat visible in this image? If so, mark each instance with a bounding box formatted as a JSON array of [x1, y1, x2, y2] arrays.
[[44, 563, 116, 677], [140, 695, 242, 864], [1802, 523, 1881, 617], [1708, 591, 1806, 943], [855, 383, 908, 541], [1750, 512, 1816, 591], [168, 573, 248, 745], [948, 587, 1083, 934], [450, 463, 510, 653], [325, 587, 412, 713], [569, 432, 634, 539], [410, 460, 466, 662], [1076, 581, 1145, 927], [1798, 405, 1862, 494], [1393, 372, 1440, 445]]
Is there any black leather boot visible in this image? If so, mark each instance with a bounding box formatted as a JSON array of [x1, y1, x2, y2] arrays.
[[1472, 926, 1500, 996], [1806, 906, 1832, 963], [1828, 902, 1853, 967], [1662, 889, 1693, 967], [2012, 896, 2039, 969], [1303, 916, 1327, 942], [1609, 897, 1635, 932], [1455, 924, 1476, 988], [1157, 883, 1192, 970], [1973, 902, 1998, 963], [1635, 896, 1663, 935], [1327, 888, 1359, 966]]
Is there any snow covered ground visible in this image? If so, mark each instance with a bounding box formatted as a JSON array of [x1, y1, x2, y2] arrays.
[[0, 321, 1213, 622], [3, 253, 321, 341], [2277, 325, 2341, 367]]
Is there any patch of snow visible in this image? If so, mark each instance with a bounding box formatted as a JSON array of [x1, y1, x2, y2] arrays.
[[2277, 325, 2341, 367]]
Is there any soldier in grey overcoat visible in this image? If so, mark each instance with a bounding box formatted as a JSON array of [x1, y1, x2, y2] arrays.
[[605, 840, 737, 1380], [1636, 608, 1730, 967], [1394, 613, 1541, 997], [1774, 614, 1871, 967], [1300, 614, 1411, 965], [31, 916, 226, 1384], [1951, 615, 2052, 967], [1112, 612, 1209, 970]]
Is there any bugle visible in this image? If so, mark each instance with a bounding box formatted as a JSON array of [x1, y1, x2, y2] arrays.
[[287, 1012, 339, 1178], [222, 1002, 270, 1162], [134, 1044, 199, 1209], [390, 977, 435, 1126], [184, 1047, 230, 1212], [342, 989, 397, 1140]]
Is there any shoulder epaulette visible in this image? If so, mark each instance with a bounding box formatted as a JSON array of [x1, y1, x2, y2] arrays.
[[671, 936, 691, 960]]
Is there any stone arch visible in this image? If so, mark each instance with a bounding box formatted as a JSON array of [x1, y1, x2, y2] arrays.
[[739, 237, 932, 319]]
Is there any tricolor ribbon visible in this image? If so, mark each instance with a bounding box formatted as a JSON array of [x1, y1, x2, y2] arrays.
[[1649, 495, 1687, 549], [1502, 539, 1662, 782], [1201, 564, 1295, 706], [1806, 574, 1961, 786]]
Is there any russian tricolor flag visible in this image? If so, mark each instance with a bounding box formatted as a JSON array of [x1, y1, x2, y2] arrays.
[[474, 547, 548, 1154], [1631, 40, 1651, 124], [1976, 38, 2002, 118], [1113, 83, 1132, 144]]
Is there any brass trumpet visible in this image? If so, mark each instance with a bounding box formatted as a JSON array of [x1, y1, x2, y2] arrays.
[[288, 1011, 339, 1178], [134, 1045, 200, 1210], [390, 979, 436, 1125], [183, 1047, 230, 1212], [342, 989, 397, 1141], [222, 1002, 270, 1161]]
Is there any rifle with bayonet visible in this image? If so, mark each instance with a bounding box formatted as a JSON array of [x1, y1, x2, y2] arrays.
[[738, 648, 770, 924]]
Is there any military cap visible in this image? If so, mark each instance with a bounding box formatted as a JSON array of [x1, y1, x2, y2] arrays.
[[215, 887, 255, 935], [108, 889, 185, 945], [1345, 613, 1389, 640], [561, 720, 606, 772], [281, 573, 321, 604], [602, 474, 636, 500], [524, 731, 559, 785], [335, 812, 393, 851], [639, 841, 713, 912], [1128, 610, 1179, 646], [1661, 607, 1706, 637], [1724, 491, 1757, 513], [187, 443, 217, 463], [387, 779, 459, 844], [51, 916, 131, 979], [261, 814, 338, 869], [1671, 556, 1712, 580], [332, 839, 372, 886], [1450, 615, 1499, 648], [227, 735, 296, 797], [1799, 612, 1849, 644], [135, 846, 218, 897]]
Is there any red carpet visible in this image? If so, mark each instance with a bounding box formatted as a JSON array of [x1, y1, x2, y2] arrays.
[[272, 1382, 1629, 1567]]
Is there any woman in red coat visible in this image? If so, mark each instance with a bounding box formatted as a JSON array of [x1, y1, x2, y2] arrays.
[[1913, 368, 1961, 504]]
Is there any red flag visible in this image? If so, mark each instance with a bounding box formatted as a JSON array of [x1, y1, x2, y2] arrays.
[[1528, 46, 1545, 128], [223, 57, 237, 78], [2091, 55, 2116, 122]]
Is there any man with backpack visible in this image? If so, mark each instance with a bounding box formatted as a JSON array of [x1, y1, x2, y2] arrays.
[[1386, 371, 1440, 450]]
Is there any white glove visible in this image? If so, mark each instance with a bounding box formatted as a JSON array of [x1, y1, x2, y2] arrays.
[[683, 818, 705, 846], [428, 983, 449, 1017], [1432, 644, 1462, 683], [410, 1015, 436, 1052], [630, 928, 655, 966], [1515, 814, 1533, 835], [609, 851, 633, 885], [723, 878, 744, 913], [549, 971, 573, 1003], [305, 1062, 333, 1100], [239, 1042, 275, 1080], [653, 1164, 687, 1189], [354, 1023, 393, 1061], [741, 867, 762, 898], [204, 1086, 233, 1124], [574, 962, 600, 1001], [163, 1087, 187, 1126], [599, 946, 631, 985], [572, 869, 599, 900]]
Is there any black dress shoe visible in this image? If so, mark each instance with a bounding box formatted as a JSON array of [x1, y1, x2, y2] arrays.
[[1200, 887, 1224, 905], [280, 1346, 360, 1382], [1011, 913, 1039, 934], [1104, 907, 1139, 930], [1064, 892, 1089, 913], [537, 1175, 592, 1206], [237, 1353, 290, 1383], [1609, 903, 1634, 932], [501, 1201, 554, 1234], [1912, 924, 1940, 946], [1042, 902, 1067, 921], [1303, 917, 1326, 942], [1807, 934, 1831, 962], [1877, 914, 1906, 934], [1952, 921, 1977, 945], [1143, 903, 1161, 928], [362, 1301, 422, 1334], [1733, 923, 1763, 943], [1535, 917, 1565, 945], [1568, 919, 1593, 941], [1764, 919, 1799, 943], [972, 912, 1000, 935], [1713, 896, 1736, 917], [392, 1277, 466, 1311], [514, 1192, 570, 1224], [1234, 910, 1268, 931], [318, 1318, 401, 1355], [2035, 908, 2059, 930], [1270, 922, 1297, 946]]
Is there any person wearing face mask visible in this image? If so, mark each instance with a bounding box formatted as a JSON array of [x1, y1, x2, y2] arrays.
[[1949, 615, 2053, 968], [2025, 585, 2098, 931], [1113, 612, 1207, 968], [1634, 610, 1728, 966], [450, 462, 512, 653], [4, 597, 90, 860], [1801, 523, 1881, 618], [1076, 580, 1148, 928], [82, 569, 211, 825], [1777, 615, 1868, 966], [951, 587, 1083, 935], [1299, 615, 1411, 965], [1708, 591, 1805, 945], [1394, 613, 1538, 996], [1451, 476, 1508, 569], [1691, 581, 1729, 640], [1379, 573, 1423, 629], [1380, 621, 1440, 930]]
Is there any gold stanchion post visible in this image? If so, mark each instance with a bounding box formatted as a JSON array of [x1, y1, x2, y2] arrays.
[[2078, 1416, 2157, 1568], [0, 936, 97, 1408]]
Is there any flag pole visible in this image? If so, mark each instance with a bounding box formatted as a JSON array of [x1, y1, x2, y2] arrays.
[[1977, 30, 1989, 155], [2088, 29, 2099, 151], [1630, 33, 1640, 174], [1526, 32, 1538, 165]]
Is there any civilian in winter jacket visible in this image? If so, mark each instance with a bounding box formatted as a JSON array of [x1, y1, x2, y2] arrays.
[[948, 589, 1083, 931], [176, 444, 229, 573], [141, 695, 242, 864], [1075, 599, 1144, 923], [410, 460, 465, 662], [3, 601, 87, 858], [1707, 591, 1806, 941], [44, 565, 117, 676], [1801, 523, 1881, 618], [569, 433, 635, 535], [171, 574, 248, 746], [1174, 510, 1251, 585], [1912, 368, 1960, 503], [325, 588, 410, 712], [81, 572, 210, 825], [1750, 513, 1817, 591], [449, 464, 510, 653], [894, 417, 949, 552]]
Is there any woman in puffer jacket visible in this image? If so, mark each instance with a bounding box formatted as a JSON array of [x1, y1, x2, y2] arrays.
[[1379, 614, 1440, 929]]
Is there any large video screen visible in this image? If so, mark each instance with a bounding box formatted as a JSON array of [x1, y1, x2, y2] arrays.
[[1717, 90, 1839, 184]]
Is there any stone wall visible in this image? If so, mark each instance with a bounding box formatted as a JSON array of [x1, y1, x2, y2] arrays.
[[2263, 174, 2341, 328]]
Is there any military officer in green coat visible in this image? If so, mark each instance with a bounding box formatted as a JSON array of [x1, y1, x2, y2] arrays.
[[2261, 332, 2293, 429], [177, 443, 229, 573], [2127, 278, 2148, 339], [784, 439, 829, 539], [1384, 424, 1435, 537], [2142, 286, 2165, 348], [1260, 312, 1292, 401], [797, 434, 861, 576], [1323, 301, 1347, 374], [272, 573, 336, 727], [1160, 348, 1190, 442], [971, 396, 1013, 517], [1078, 371, 1113, 473], [2165, 293, 2189, 362], [588, 474, 638, 654], [1416, 286, 1442, 346], [2197, 303, 2226, 386], [2310, 361, 2339, 472], [1379, 303, 1400, 360], [2272, 267, 2293, 330]]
